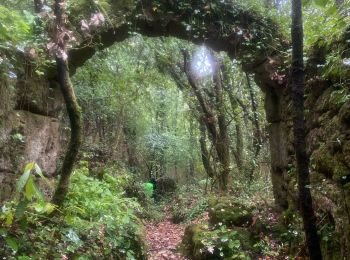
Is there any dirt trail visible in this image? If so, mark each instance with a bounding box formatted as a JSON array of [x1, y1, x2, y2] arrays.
[[145, 218, 187, 260]]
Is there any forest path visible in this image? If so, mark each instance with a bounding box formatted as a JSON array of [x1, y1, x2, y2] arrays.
[[145, 216, 187, 260]]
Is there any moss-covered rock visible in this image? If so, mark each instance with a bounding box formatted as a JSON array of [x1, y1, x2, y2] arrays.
[[181, 224, 206, 259], [208, 197, 254, 228], [181, 224, 258, 260]]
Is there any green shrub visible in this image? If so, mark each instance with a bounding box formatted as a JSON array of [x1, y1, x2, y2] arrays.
[[0, 165, 147, 259]]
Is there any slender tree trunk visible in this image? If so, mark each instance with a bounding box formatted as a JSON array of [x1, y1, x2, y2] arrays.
[[246, 73, 262, 157], [123, 126, 138, 173], [199, 122, 214, 178], [291, 0, 322, 259], [188, 117, 196, 178], [213, 67, 230, 191], [162, 62, 216, 181], [226, 99, 244, 173], [182, 50, 229, 191], [233, 120, 244, 172], [221, 66, 244, 174], [51, 0, 83, 207]]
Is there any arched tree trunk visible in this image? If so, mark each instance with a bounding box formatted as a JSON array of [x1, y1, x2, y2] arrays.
[[51, 0, 83, 207], [291, 0, 322, 258]]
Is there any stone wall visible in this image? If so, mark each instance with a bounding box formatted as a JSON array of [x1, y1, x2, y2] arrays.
[[270, 76, 350, 258]]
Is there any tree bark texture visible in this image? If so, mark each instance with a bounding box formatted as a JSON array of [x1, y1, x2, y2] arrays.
[[51, 0, 83, 207], [199, 122, 214, 178], [246, 73, 262, 157], [213, 66, 231, 191], [183, 50, 229, 191], [291, 0, 322, 258]]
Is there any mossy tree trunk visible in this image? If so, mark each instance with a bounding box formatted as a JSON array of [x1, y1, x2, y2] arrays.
[[213, 64, 231, 191], [123, 126, 138, 173], [160, 60, 217, 180], [51, 0, 83, 207], [183, 50, 229, 192], [199, 122, 214, 179], [221, 75, 244, 174], [291, 0, 322, 258], [246, 73, 262, 157]]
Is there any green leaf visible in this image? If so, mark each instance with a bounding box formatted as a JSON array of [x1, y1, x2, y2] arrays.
[[32, 181, 45, 201], [34, 163, 45, 179], [25, 176, 34, 200], [15, 199, 30, 219], [0, 228, 7, 236], [325, 5, 337, 15], [43, 203, 56, 214], [24, 162, 35, 173], [5, 212, 13, 225], [17, 163, 34, 193], [32, 201, 54, 213], [314, 0, 328, 7], [32, 202, 44, 213], [5, 237, 18, 252], [18, 256, 31, 260]]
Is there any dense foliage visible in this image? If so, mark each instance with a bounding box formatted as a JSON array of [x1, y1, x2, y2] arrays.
[[1, 0, 350, 259], [0, 164, 147, 259]]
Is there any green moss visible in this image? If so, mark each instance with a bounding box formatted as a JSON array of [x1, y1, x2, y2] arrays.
[[320, 225, 342, 260], [208, 197, 253, 228], [181, 224, 257, 260], [181, 224, 206, 259], [311, 144, 349, 181]]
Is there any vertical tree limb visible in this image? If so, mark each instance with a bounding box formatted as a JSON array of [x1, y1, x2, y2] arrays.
[[291, 0, 322, 258], [182, 49, 230, 191], [199, 119, 214, 179], [213, 66, 231, 191], [246, 73, 262, 157], [51, 0, 83, 207]]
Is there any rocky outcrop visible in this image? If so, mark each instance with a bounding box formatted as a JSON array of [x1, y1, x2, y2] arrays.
[[15, 78, 64, 117], [0, 74, 64, 202], [181, 198, 261, 259], [274, 74, 350, 258], [208, 196, 253, 227]]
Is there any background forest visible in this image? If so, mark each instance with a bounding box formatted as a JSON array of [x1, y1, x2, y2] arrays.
[[0, 0, 350, 259]]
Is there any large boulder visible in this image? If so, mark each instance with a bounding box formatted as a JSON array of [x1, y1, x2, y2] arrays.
[[181, 224, 258, 260], [0, 110, 61, 202], [208, 197, 254, 228]]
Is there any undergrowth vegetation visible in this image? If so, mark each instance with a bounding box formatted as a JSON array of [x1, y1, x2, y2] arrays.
[[0, 163, 147, 259], [1, 0, 349, 259]]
